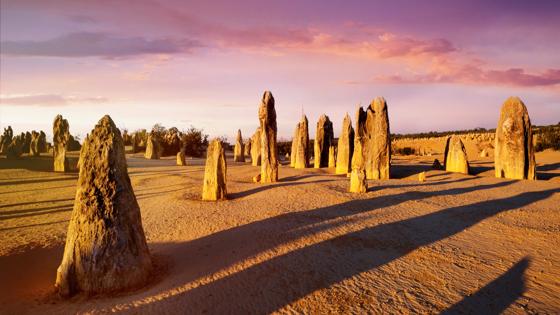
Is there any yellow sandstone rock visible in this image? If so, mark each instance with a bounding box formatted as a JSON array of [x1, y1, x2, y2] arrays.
[[202, 139, 227, 200]]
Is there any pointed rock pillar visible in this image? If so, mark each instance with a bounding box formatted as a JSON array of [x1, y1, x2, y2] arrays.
[[233, 129, 245, 162], [336, 113, 354, 174], [55, 115, 152, 297], [294, 115, 310, 169], [53, 115, 70, 172], [250, 127, 262, 166], [350, 107, 368, 193], [258, 91, 278, 183], [365, 97, 391, 180], [314, 114, 334, 168]]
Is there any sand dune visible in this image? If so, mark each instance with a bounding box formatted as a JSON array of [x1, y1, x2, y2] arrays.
[[0, 151, 559, 313]]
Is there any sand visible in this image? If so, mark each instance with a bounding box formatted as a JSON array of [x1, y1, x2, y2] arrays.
[[0, 149, 559, 314]]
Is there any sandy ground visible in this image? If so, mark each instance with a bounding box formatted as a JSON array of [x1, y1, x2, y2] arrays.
[[0, 149, 559, 314]]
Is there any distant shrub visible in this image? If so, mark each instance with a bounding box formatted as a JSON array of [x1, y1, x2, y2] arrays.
[[394, 147, 416, 155], [535, 125, 560, 151], [182, 127, 209, 157]]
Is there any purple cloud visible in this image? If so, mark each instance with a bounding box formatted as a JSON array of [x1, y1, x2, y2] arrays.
[[0, 32, 202, 58]]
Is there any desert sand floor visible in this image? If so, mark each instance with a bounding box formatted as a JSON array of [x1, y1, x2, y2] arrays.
[[0, 150, 559, 314]]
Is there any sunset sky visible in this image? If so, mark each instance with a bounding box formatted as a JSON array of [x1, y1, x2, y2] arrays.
[[1, 0, 559, 141]]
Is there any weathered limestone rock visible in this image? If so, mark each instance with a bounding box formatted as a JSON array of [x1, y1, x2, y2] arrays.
[[244, 139, 251, 158], [495, 97, 536, 180], [444, 135, 470, 174], [328, 145, 336, 168], [233, 129, 245, 162], [30, 131, 40, 156], [53, 115, 70, 172], [294, 115, 310, 169], [349, 107, 368, 193], [314, 114, 334, 168], [290, 123, 300, 167], [0, 126, 13, 154], [252, 173, 261, 183], [177, 150, 186, 166], [365, 97, 391, 179], [38, 131, 48, 153], [418, 172, 426, 182], [479, 149, 489, 158], [144, 133, 160, 159], [22, 131, 32, 153], [258, 91, 278, 183], [55, 115, 151, 297], [202, 139, 227, 200], [336, 113, 354, 174], [250, 128, 262, 166]]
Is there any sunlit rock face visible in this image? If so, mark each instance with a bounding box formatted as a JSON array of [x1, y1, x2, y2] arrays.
[[53, 115, 70, 172], [336, 113, 354, 174], [444, 135, 470, 174], [494, 97, 536, 180], [202, 139, 227, 201], [258, 91, 278, 183], [55, 115, 152, 297]]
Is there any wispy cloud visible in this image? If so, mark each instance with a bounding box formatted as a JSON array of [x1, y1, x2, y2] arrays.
[[0, 94, 108, 106], [0, 32, 202, 58]]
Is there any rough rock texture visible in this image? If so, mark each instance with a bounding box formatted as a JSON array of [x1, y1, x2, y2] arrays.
[[244, 139, 251, 158], [432, 159, 443, 170], [258, 91, 278, 183], [55, 115, 152, 297], [22, 132, 32, 154], [30, 131, 40, 156], [479, 149, 489, 158], [290, 123, 300, 167], [495, 97, 536, 180], [53, 115, 70, 172], [336, 113, 355, 174], [122, 130, 131, 145], [314, 114, 334, 168], [444, 136, 470, 174], [250, 128, 262, 167], [177, 151, 186, 166], [0, 126, 13, 154], [294, 115, 310, 169], [202, 139, 227, 200], [365, 97, 391, 180], [418, 171, 426, 182], [38, 131, 48, 153], [144, 133, 160, 160], [328, 145, 337, 168], [350, 107, 368, 193], [233, 129, 245, 162]]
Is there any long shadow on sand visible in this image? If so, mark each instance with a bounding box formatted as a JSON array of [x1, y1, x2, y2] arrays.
[[133, 187, 556, 313], [442, 257, 529, 314], [0, 205, 73, 221], [118, 179, 558, 313], [0, 175, 77, 187], [229, 179, 335, 199]]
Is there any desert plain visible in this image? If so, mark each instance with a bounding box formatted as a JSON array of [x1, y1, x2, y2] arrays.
[[0, 145, 559, 314]]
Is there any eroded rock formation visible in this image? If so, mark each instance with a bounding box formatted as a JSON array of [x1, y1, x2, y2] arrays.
[[202, 139, 227, 200], [314, 114, 334, 168], [55, 115, 152, 297], [177, 150, 186, 166], [250, 127, 262, 166], [328, 145, 336, 168], [294, 115, 310, 169], [234, 129, 245, 162], [144, 133, 160, 159], [365, 97, 391, 180], [53, 115, 70, 172], [494, 97, 536, 180], [30, 131, 40, 156], [6, 134, 24, 159], [290, 123, 300, 167], [444, 135, 470, 174], [336, 113, 354, 174], [258, 91, 278, 183], [0, 126, 13, 154], [350, 107, 368, 193]]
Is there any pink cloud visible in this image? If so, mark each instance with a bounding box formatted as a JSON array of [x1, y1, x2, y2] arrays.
[[0, 94, 108, 106]]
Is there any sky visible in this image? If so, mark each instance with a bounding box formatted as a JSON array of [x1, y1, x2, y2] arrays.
[[1, 0, 559, 141]]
